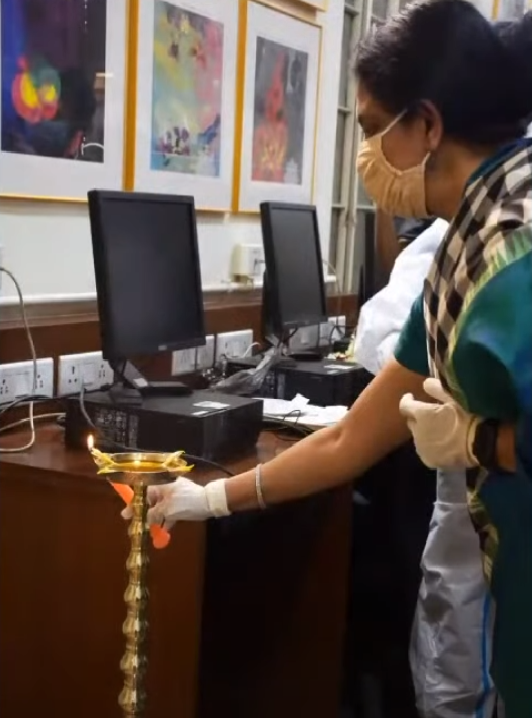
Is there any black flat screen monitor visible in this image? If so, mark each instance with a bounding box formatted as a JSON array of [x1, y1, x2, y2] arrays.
[[260, 202, 327, 340], [88, 190, 206, 362]]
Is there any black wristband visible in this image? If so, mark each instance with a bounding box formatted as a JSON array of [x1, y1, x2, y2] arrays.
[[472, 419, 500, 471]]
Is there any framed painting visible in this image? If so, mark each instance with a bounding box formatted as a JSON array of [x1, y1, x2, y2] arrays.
[[0, 0, 128, 201], [132, 0, 238, 211], [234, 1, 322, 213]]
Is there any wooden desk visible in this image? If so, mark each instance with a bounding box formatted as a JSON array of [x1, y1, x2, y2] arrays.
[[0, 425, 352, 718]]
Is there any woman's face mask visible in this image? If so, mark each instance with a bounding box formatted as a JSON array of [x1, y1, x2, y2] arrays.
[[356, 113, 431, 219]]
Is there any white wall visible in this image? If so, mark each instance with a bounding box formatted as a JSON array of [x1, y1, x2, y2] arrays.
[[472, 0, 493, 17], [0, 0, 343, 304]]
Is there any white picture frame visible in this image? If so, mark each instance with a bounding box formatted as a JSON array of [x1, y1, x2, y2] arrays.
[[492, 0, 527, 18], [132, 0, 238, 211], [235, 1, 321, 213], [295, 0, 328, 10], [0, 0, 127, 201]]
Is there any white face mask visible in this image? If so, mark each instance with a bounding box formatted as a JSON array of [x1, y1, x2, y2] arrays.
[[356, 114, 431, 219]]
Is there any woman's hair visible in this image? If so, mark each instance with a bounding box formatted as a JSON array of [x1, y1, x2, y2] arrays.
[[355, 0, 532, 145]]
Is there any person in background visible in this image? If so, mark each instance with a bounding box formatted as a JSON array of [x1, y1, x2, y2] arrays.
[[375, 212, 435, 277], [355, 217, 447, 376], [126, 2, 532, 715], [395, 218, 435, 250]]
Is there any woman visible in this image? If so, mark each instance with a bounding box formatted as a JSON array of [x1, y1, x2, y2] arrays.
[[130, 2, 532, 715]]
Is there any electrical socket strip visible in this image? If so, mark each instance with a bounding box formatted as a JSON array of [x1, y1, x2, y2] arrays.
[[334, 315, 347, 335], [215, 329, 254, 363], [171, 348, 197, 376], [0, 358, 54, 404], [58, 351, 114, 397], [289, 325, 320, 352], [196, 335, 216, 371], [171, 335, 218, 376], [318, 321, 331, 347], [320, 316, 347, 346]]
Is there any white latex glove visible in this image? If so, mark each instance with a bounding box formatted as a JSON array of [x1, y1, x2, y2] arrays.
[[121, 477, 230, 530], [399, 377, 481, 469]]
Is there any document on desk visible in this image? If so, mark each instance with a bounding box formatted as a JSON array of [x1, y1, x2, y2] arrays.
[[260, 395, 348, 428]]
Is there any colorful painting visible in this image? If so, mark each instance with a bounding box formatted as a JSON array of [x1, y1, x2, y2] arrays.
[[237, 3, 320, 212], [1, 0, 107, 164], [133, 0, 237, 208], [252, 37, 308, 185], [150, 1, 224, 177]]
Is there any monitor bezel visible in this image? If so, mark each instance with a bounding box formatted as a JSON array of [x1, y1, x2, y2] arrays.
[[88, 189, 206, 362], [259, 201, 328, 337]]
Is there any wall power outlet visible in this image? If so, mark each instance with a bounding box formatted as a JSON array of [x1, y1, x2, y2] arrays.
[[58, 352, 113, 396], [0, 358, 54, 404], [215, 329, 254, 363]]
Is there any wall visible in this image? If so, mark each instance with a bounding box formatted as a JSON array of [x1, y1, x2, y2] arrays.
[[0, 0, 344, 305], [474, 0, 495, 15]]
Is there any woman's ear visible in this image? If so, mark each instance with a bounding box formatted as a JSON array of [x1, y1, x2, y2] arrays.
[[419, 100, 443, 151]]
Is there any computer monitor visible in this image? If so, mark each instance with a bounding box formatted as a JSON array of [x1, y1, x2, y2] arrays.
[[88, 190, 205, 397], [259, 202, 327, 349]]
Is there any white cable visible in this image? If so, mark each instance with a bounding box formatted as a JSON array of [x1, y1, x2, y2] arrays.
[[0, 267, 38, 453], [243, 342, 260, 358], [0, 394, 50, 412], [321, 260, 346, 351], [322, 260, 342, 320], [0, 413, 64, 435]]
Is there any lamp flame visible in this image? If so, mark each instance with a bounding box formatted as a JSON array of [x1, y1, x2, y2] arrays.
[[87, 434, 94, 451]]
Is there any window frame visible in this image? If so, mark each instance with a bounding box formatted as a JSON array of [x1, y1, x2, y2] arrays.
[[330, 0, 401, 292]]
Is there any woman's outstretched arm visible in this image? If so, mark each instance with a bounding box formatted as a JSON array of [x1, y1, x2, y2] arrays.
[[224, 358, 426, 511]]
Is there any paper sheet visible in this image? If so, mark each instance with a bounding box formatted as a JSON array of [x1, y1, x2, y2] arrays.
[[261, 394, 348, 428]]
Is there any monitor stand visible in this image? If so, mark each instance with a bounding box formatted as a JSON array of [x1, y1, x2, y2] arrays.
[[109, 360, 192, 403]]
